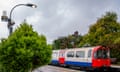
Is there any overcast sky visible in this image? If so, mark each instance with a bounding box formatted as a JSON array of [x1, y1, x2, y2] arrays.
[[0, 0, 120, 44]]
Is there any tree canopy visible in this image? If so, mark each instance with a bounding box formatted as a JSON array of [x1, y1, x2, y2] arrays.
[[79, 12, 120, 61], [79, 12, 120, 45], [0, 23, 52, 72], [53, 31, 82, 49]]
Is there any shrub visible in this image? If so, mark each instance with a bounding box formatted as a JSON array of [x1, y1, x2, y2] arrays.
[[0, 23, 52, 72]]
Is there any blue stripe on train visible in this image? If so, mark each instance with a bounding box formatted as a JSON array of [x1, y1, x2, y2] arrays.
[[65, 61, 92, 67], [51, 60, 92, 67], [51, 60, 59, 64]]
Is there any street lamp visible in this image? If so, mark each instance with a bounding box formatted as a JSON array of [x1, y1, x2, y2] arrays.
[[1, 3, 37, 35]]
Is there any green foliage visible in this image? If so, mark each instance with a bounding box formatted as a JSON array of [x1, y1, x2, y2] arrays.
[[53, 37, 69, 49], [79, 11, 120, 62], [53, 31, 82, 49], [80, 12, 120, 45], [0, 23, 52, 72]]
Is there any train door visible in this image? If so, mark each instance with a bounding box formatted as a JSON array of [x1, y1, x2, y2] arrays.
[[59, 50, 66, 64], [86, 49, 92, 67], [87, 49, 92, 63]]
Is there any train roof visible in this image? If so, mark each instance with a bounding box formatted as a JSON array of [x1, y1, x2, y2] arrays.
[[53, 46, 103, 51]]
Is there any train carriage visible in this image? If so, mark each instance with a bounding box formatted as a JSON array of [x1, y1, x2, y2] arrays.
[[51, 46, 111, 70]]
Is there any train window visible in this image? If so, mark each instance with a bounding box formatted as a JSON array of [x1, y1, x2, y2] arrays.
[[67, 51, 74, 57], [88, 49, 92, 57], [94, 49, 109, 59], [76, 51, 85, 58], [52, 52, 58, 57], [103, 49, 109, 58], [94, 49, 102, 58], [59, 53, 64, 57]]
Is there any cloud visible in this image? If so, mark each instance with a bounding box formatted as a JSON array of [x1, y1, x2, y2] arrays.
[[0, 0, 120, 44], [27, 11, 43, 24]]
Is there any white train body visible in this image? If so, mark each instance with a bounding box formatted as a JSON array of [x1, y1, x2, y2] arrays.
[[51, 46, 111, 69]]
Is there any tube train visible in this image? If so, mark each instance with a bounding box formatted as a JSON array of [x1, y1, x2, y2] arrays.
[[51, 46, 111, 71]]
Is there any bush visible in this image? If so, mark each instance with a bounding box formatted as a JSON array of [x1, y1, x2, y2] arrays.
[[0, 23, 52, 72]]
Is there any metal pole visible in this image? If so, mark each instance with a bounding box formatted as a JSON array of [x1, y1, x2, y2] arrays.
[[8, 4, 37, 35]]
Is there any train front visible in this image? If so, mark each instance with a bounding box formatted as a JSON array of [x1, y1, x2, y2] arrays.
[[92, 46, 111, 70]]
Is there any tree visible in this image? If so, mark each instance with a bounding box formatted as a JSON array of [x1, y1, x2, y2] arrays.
[[0, 23, 52, 72], [80, 12, 120, 46], [53, 31, 82, 49], [53, 37, 69, 49], [53, 39, 61, 50], [79, 12, 120, 62]]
